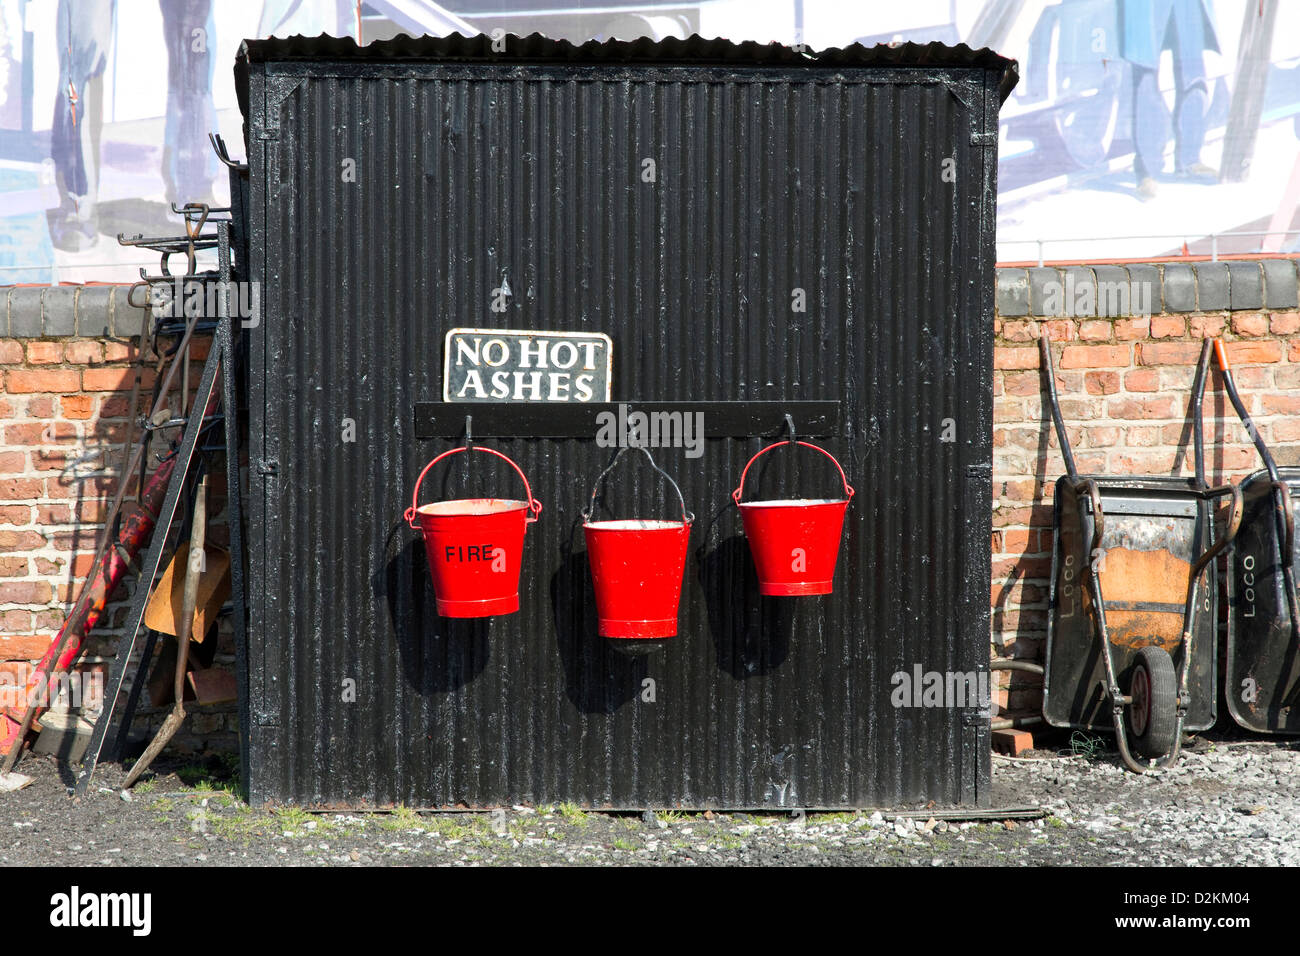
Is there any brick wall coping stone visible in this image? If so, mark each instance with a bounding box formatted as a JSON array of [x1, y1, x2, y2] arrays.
[[4, 258, 1298, 337], [996, 258, 1300, 318]]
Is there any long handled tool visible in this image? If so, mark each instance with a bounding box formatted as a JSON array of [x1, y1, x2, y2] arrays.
[[123, 475, 206, 788]]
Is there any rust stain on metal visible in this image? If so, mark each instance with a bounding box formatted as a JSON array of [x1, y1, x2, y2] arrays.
[[1098, 547, 1189, 605], [1091, 547, 1190, 649], [1104, 610, 1182, 650]]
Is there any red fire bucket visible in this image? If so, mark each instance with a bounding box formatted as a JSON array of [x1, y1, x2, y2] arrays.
[[405, 446, 542, 617], [583, 448, 693, 639], [732, 440, 854, 596]]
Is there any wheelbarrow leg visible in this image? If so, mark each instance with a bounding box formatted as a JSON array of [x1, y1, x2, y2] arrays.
[[1061, 473, 1153, 772], [1122, 483, 1242, 771], [1269, 481, 1300, 710], [1069, 480, 1155, 773]]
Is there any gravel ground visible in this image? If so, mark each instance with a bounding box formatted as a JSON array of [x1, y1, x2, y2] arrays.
[[1, 734, 1297, 866]]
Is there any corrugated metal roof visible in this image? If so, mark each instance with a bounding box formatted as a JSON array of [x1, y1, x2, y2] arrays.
[[236, 32, 1018, 100]]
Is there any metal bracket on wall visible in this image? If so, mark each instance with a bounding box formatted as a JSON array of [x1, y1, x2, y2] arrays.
[[257, 75, 303, 141], [413, 401, 841, 440]]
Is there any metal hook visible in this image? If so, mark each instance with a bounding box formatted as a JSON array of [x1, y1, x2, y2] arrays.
[[209, 132, 249, 172], [784, 414, 796, 445]]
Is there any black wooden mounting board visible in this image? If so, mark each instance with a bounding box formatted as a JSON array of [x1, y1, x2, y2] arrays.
[[413, 401, 841, 439]]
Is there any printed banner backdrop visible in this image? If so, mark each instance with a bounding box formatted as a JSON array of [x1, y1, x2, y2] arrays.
[[0, 0, 1297, 283]]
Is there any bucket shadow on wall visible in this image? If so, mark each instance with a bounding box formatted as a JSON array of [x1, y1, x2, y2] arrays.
[[377, 520, 490, 694], [696, 502, 794, 678], [550, 516, 646, 714]]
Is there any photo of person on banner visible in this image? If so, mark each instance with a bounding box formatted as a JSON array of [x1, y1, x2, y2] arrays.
[[1121, 0, 1220, 199], [48, 0, 217, 251]]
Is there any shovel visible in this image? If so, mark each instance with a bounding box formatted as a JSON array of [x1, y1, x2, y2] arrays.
[[124, 475, 206, 789], [144, 545, 230, 646]]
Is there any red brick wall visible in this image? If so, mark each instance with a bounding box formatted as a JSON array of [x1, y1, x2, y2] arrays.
[[0, 332, 235, 751], [991, 308, 1300, 716]]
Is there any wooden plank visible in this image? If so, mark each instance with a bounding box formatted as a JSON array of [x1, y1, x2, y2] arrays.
[[414, 400, 841, 440], [187, 668, 238, 706]]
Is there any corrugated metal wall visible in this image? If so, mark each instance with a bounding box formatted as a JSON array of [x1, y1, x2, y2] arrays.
[[240, 37, 1009, 808]]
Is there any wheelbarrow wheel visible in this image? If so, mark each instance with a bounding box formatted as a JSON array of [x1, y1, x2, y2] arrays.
[[1126, 645, 1178, 759]]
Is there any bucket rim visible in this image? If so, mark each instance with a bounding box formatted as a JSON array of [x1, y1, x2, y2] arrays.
[[737, 497, 850, 508], [415, 497, 533, 517]]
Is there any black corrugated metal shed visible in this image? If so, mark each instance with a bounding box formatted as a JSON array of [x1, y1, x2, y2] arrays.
[[235, 33, 1016, 808]]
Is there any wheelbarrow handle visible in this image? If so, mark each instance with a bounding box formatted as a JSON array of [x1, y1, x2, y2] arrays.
[[1213, 337, 1230, 372], [1274, 481, 1296, 570], [1213, 337, 1280, 480], [405, 445, 542, 529], [1189, 483, 1244, 579], [1071, 477, 1106, 559], [732, 440, 855, 506], [583, 445, 692, 524]]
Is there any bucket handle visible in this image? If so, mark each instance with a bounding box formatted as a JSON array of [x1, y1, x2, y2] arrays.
[[583, 446, 693, 524], [404, 446, 543, 529], [732, 440, 855, 506]]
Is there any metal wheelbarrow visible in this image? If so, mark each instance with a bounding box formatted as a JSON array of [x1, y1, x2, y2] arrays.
[[1216, 339, 1300, 733], [1039, 338, 1242, 772]]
